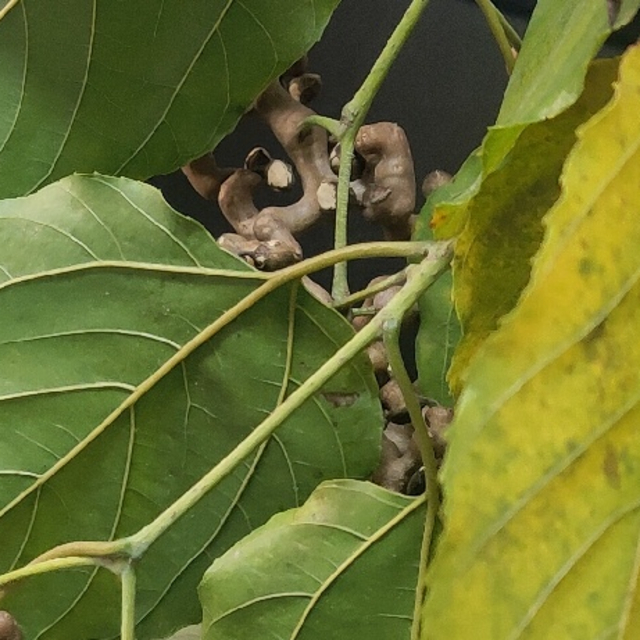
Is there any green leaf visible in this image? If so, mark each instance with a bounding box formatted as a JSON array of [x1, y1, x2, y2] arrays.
[[424, 0, 640, 241], [498, 0, 618, 124], [0, 175, 382, 639], [200, 479, 426, 640], [415, 269, 460, 407], [413, 160, 474, 407], [0, 0, 340, 199], [160, 626, 201, 640], [446, 58, 619, 396], [422, 43, 640, 639]]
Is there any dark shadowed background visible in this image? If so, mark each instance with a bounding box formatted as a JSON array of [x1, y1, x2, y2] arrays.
[[150, 0, 638, 291]]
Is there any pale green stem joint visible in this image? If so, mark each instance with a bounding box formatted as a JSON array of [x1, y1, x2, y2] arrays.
[[302, 114, 343, 139]]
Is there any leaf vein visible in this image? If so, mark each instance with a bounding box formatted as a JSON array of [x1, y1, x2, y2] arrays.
[[508, 500, 640, 640], [114, 0, 235, 174], [0, 382, 135, 403], [30, 1, 97, 192]]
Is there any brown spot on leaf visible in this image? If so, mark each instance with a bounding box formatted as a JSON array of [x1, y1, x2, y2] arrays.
[[578, 257, 595, 276], [321, 391, 359, 407], [603, 444, 620, 489]]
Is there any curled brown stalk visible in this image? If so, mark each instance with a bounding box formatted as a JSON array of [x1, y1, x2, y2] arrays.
[[181, 60, 425, 272]]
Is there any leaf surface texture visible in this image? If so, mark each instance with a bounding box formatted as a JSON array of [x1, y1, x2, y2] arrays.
[[0, 175, 382, 639], [0, 0, 339, 197], [200, 480, 425, 640], [422, 44, 640, 640]]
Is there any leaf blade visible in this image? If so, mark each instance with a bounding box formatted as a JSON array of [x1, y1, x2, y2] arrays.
[[200, 479, 426, 640], [422, 43, 640, 640], [0, 0, 341, 198], [0, 175, 382, 640], [446, 58, 619, 395], [423, 0, 640, 242]]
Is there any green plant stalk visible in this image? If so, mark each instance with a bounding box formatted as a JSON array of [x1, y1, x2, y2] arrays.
[[120, 563, 137, 640], [332, 128, 357, 301], [331, 0, 431, 301], [0, 557, 96, 591], [475, 0, 517, 73], [0, 0, 19, 21], [21, 540, 128, 566], [125, 242, 453, 556], [334, 269, 408, 309], [414, 491, 439, 635], [342, 0, 431, 127], [350, 307, 376, 317], [303, 114, 343, 139], [0, 241, 439, 578], [383, 320, 440, 640], [495, 5, 522, 50]]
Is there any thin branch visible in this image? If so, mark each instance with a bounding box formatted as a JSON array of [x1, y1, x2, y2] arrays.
[[120, 563, 137, 640], [413, 478, 439, 639], [495, 6, 522, 50], [382, 318, 440, 640], [475, 0, 518, 74], [0, 0, 20, 21], [331, 0, 432, 301], [333, 269, 408, 310], [332, 129, 357, 300], [126, 242, 453, 555], [342, 0, 432, 127], [26, 540, 126, 565], [0, 557, 96, 591], [302, 114, 343, 138]]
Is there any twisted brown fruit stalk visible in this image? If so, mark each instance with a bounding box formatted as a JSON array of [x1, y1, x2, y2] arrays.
[[353, 122, 416, 241]]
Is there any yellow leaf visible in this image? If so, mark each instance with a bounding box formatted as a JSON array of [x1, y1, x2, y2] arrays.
[[422, 43, 640, 640], [447, 59, 618, 397]]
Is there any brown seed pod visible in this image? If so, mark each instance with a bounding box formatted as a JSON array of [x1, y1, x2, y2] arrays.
[[287, 72, 322, 105], [217, 168, 262, 238], [217, 234, 258, 266], [329, 142, 365, 180], [421, 169, 452, 199], [253, 79, 337, 236], [253, 238, 303, 270], [424, 404, 454, 461], [280, 56, 309, 86], [350, 312, 373, 332], [217, 234, 302, 270], [366, 340, 389, 380], [181, 153, 234, 201], [245, 147, 294, 191], [0, 611, 22, 640], [216, 167, 302, 269], [371, 423, 422, 494], [354, 122, 416, 241], [372, 285, 403, 312], [379, 378, 406, 415]]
